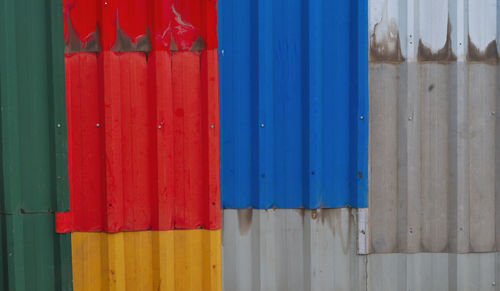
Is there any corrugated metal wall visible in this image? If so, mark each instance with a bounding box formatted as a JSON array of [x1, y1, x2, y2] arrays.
[[222, 210, 500, 291], [72, 230, 221, 291], [368, 0, 500, 253], [56, 0, 220, 232], [218, 0, 368, 208], [0, 0, 72, 290]]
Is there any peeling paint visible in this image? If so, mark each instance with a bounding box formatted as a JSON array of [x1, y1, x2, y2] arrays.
[[417, 20, 456, 63], [111, 13, 151, 52], [467, 38, 499, 63], [370, 18, 403, 62], [64, 13, 100, 53]]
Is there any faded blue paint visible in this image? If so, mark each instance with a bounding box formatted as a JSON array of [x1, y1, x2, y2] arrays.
[[218, 0, 368, 208]]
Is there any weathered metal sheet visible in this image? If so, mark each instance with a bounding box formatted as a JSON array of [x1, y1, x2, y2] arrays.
[[218, 0, 368, 208], [368, 0, 500, 252], [0, 0, 68, 213], [56, 0, 220, 232], [222, 209, 366, 291], [0, 213, 72, 291], [72, 230, 220, 291], [222, 209, 500, 291]]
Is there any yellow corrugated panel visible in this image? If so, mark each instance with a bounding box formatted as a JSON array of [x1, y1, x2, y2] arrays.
[[71, 230, 221, 291]]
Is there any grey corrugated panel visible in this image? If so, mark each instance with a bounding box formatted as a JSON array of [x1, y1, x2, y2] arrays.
[[222, 209, 367, 291], [368, 253, 500, 291], [222, 209, 500, 291], [368, 0, 500, 252]]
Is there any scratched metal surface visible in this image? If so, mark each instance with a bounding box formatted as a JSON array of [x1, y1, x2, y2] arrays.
[[222, 209, 500, 291], [369, 0, 500, 252]]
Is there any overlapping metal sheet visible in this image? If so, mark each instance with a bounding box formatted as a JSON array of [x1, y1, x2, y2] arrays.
[[368, 0, 500, 253], [0, 0, 68, 214], [218, 0, 368, 208], [222, 209, 500, 291], [56, 0, 220, 232], [0, 0, 72, 290], [72, 230, 221, 291]]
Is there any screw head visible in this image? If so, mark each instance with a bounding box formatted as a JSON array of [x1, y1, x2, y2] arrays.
[[408, 116, 413, 121], [360, 116, 364, 120], [96, 123, 100, 127], [210, 124, 215, 129], [260, 123, 265, 128], [158, 125, 162, 129], [57, 123, 62, 128]]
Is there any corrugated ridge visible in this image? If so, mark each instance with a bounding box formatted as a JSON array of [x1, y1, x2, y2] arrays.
[[0, 0, 68, 213], [222, 209, 500, 291], [218, 0, 368, 209], [56, 50, 220, 232], [0, 214, 72, 291], [72, 230, 221, 291], [368, 0, 500, 253], [222, 209, 366, 291]]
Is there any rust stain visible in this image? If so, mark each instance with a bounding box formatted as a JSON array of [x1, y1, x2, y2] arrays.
[[65, 14, 100, 53], [369, 0, 404, 64], [112, 13, 151, 52], [237, 208, 253, 235], [316, 209, 352, 254], [417, 20, 456, 63], [467, 37, 499, 64]]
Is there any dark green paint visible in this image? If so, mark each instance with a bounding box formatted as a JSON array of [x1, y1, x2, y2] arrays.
[[0, 213, 72, 291], [0, 0, 72, 289], [0, 0, 69, 213]]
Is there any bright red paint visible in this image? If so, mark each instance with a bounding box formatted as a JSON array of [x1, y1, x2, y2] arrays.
[[63, 0, 217, 51], [56, 0, 220, 232]]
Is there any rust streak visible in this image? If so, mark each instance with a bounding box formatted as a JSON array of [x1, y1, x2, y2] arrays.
[[467, 37, 499, 64]]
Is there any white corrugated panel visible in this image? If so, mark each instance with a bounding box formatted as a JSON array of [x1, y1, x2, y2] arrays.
[[222, 209, 500, 291], [368, 0, 500, 253]]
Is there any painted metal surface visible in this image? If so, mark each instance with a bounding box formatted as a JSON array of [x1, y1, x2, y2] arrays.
[[72, 230, 221, 291], [218, 0, 368, 208], [368, 0, 500, 253], [56, 0, 220, 232], [0, 213, 72, 291], [222, 209, 500, 291], [0, 0, 68, 213]]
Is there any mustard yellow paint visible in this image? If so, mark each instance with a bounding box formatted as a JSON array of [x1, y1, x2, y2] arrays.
[[71, 230, 221, 291]]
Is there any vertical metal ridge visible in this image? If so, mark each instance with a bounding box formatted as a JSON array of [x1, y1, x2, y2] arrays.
[[369, 0, 500, 253], [71, 230, 221, 291]]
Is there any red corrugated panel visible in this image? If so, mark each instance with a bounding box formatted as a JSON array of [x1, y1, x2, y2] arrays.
[[56, 0, 220, 232]]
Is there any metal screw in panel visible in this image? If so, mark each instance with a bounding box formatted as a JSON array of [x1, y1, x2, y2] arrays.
[[104, 1, 108, 5], [359, 116, 364, 120], [260, 123, 265, 128], [210, 124, 215, 129], [158, 125, 162, 129], [491, 112, 496, 116], [221, 49, 225, 56], [96, 123, 100, 127], [493, 282, 496, 286], [408, 116, 413, 121], [57, 123, 62, 128]]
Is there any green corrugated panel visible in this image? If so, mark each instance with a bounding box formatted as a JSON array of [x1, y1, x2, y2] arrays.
[[0, 0, 72, 289], [0, 0, 68, 213], [0, 213, 72, 291]]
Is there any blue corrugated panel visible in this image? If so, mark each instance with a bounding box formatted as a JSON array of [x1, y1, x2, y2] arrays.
[[218, 0, 368, 208]]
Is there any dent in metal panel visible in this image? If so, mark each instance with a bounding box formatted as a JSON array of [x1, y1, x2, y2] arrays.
[[369, 0, 500, 253], [222, 209, 367, 291], [71, 230, 221, 291], [219, 0, 368, 209]]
